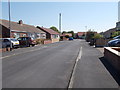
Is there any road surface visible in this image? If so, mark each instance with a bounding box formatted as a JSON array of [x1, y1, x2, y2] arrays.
[[2, 39, 118, 88]]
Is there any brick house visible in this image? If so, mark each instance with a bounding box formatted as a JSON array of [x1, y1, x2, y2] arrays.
[[62, 33, 72, 37], [0, 19, 46, 39], [37, 26, 60, 43], [77, 32, 86, 39], [116, 21, 120, 31], [103, 28, 116, 39]]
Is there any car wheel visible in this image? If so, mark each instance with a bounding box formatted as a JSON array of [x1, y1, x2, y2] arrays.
[[12, 43, 14, 48], [27, 44, 30, 47]]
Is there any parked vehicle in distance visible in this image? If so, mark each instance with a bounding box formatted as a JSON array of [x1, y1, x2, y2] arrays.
[[0, 38, 12, 50], [108, 39, 120, 47], [113, 35, 120, 39], [17, 37, 36, 47], [6, 38, 19, 48], [69, 37, 74, 40]]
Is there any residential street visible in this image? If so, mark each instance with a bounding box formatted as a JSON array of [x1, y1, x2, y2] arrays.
[[2, 40, 118, 88]]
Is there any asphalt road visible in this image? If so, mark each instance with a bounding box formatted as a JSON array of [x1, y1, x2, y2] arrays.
[[3, 40, 81, 88], [2, 39, 119, 88]]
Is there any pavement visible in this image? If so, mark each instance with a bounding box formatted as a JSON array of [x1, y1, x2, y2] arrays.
[[2, 39, 119, 88], [72, 41, 118, 88], [96, 47, 104, 54]]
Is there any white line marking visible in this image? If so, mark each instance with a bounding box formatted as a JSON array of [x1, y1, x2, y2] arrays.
[[68, 46, 82, 88]]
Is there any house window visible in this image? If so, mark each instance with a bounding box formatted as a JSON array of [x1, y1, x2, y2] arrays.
[[36, 33, 41, 38], [13, 33, 20, 39], [41, 33, 46, 39], [52, 34, 59, 39], [22, 34, 26, 37]]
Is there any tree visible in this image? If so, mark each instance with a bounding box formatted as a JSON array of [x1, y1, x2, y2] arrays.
[[111, 31, 120, 37], [65, 35, 70, 38], [50, 26, 60, 33], [67, 31, 75, 37], [62, 31, 67, 34], [93, 33, 103, 39], [86, 29, 96, 42]]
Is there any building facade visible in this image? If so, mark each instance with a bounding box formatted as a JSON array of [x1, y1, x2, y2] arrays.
[[0, 19, 46, 39], [37, 26, 60, 43]]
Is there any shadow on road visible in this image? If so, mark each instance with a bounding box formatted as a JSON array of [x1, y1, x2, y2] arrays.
[[99, 57, 120, 86]]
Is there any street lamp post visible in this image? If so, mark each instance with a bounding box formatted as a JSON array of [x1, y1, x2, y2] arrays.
[[85, 26, 87, 39], [8, 0, 12, 50], [59, 13, 61, 33], [8, 0, 11, 38]]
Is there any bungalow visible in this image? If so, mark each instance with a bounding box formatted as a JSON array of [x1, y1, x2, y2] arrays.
[[0, 19, 46, 39], [103, 28, 116, 39], [77, 32, 86, 39], [62, 33, 72, 37], [116, 21, 120, 31], [37, 26, 60, 43]]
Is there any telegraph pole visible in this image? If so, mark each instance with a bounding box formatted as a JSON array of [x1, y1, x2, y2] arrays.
[[8, 0, 12, 50], [59, 13, 61, 33], [8, 0, 11, 38], [85, 26, 87, 39]]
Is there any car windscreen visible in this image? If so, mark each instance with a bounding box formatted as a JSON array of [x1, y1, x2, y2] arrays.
[[10, 39, 18, 41], [113, 36, 120, 39]]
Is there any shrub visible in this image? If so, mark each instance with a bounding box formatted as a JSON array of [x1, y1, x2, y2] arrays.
[[36, 39, 45, 44], [65, 35, 70, 38]]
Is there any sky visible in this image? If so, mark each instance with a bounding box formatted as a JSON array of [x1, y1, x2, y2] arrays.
[[1, 2, 119, 33]]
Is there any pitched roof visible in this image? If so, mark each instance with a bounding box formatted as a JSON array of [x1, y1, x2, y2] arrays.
[[37, 27, 59, 35], [0, 19, 46, 34], [104, 28, 116, 34], [77, 32, 85, 36]]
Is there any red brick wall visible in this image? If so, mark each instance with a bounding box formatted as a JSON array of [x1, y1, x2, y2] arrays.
[[104, 47, 120, 73], [43, 40, 52, 44]]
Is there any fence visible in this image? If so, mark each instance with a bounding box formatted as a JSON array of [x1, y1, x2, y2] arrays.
[[95, 38, 111, 47]]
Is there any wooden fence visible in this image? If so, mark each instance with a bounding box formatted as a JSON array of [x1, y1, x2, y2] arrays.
[[95, 38, 112, 47]]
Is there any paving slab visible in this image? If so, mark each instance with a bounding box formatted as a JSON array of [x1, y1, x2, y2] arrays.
[[72, 40, 119, 88]]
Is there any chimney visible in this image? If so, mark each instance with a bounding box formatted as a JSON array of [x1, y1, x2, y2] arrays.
[[18, 20, 23, 25]]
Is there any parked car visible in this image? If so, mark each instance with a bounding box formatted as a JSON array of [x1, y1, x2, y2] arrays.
[[0, 38, 12, 50], [113, 35, 120, 39], [6, 38, 19, 48], [17, 37, 36, 47], [108, 39, 120, 47], [69, 37, 74, 40]]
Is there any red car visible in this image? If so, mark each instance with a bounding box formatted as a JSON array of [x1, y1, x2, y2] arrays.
[[17, 37, 36, 47]]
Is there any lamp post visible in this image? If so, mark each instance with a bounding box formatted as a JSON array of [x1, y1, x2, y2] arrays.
[[8, 0, 12, 50], [59, 13, 61, 33], [85, 26, 87, 39], [8, 0, 11, 38]]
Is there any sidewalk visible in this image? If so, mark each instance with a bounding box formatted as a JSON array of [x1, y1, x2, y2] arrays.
[[72, 41, 119, 88]]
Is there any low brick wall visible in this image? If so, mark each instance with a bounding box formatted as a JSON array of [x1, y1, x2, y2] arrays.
[[63, 37, 69, 41], [104, 47, 120, 73], [43, 40, 52, 44], [95, 38, 111, 47], [51, 38, 59, 43], [0, 48, 12, 52]]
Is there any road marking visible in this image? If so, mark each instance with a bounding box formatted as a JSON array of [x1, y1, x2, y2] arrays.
[[1, 46, 48, 59], [68, 46, 82, 89]]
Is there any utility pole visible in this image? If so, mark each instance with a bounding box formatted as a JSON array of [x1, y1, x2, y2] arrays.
[[85, 26, 87, 39], [8, 0, 12, 50], [8, 0, 11, 38], [59, 13, 61, 33]]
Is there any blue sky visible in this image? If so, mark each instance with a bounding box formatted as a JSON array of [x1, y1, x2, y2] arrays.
[[2, 2, 118, 33]]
